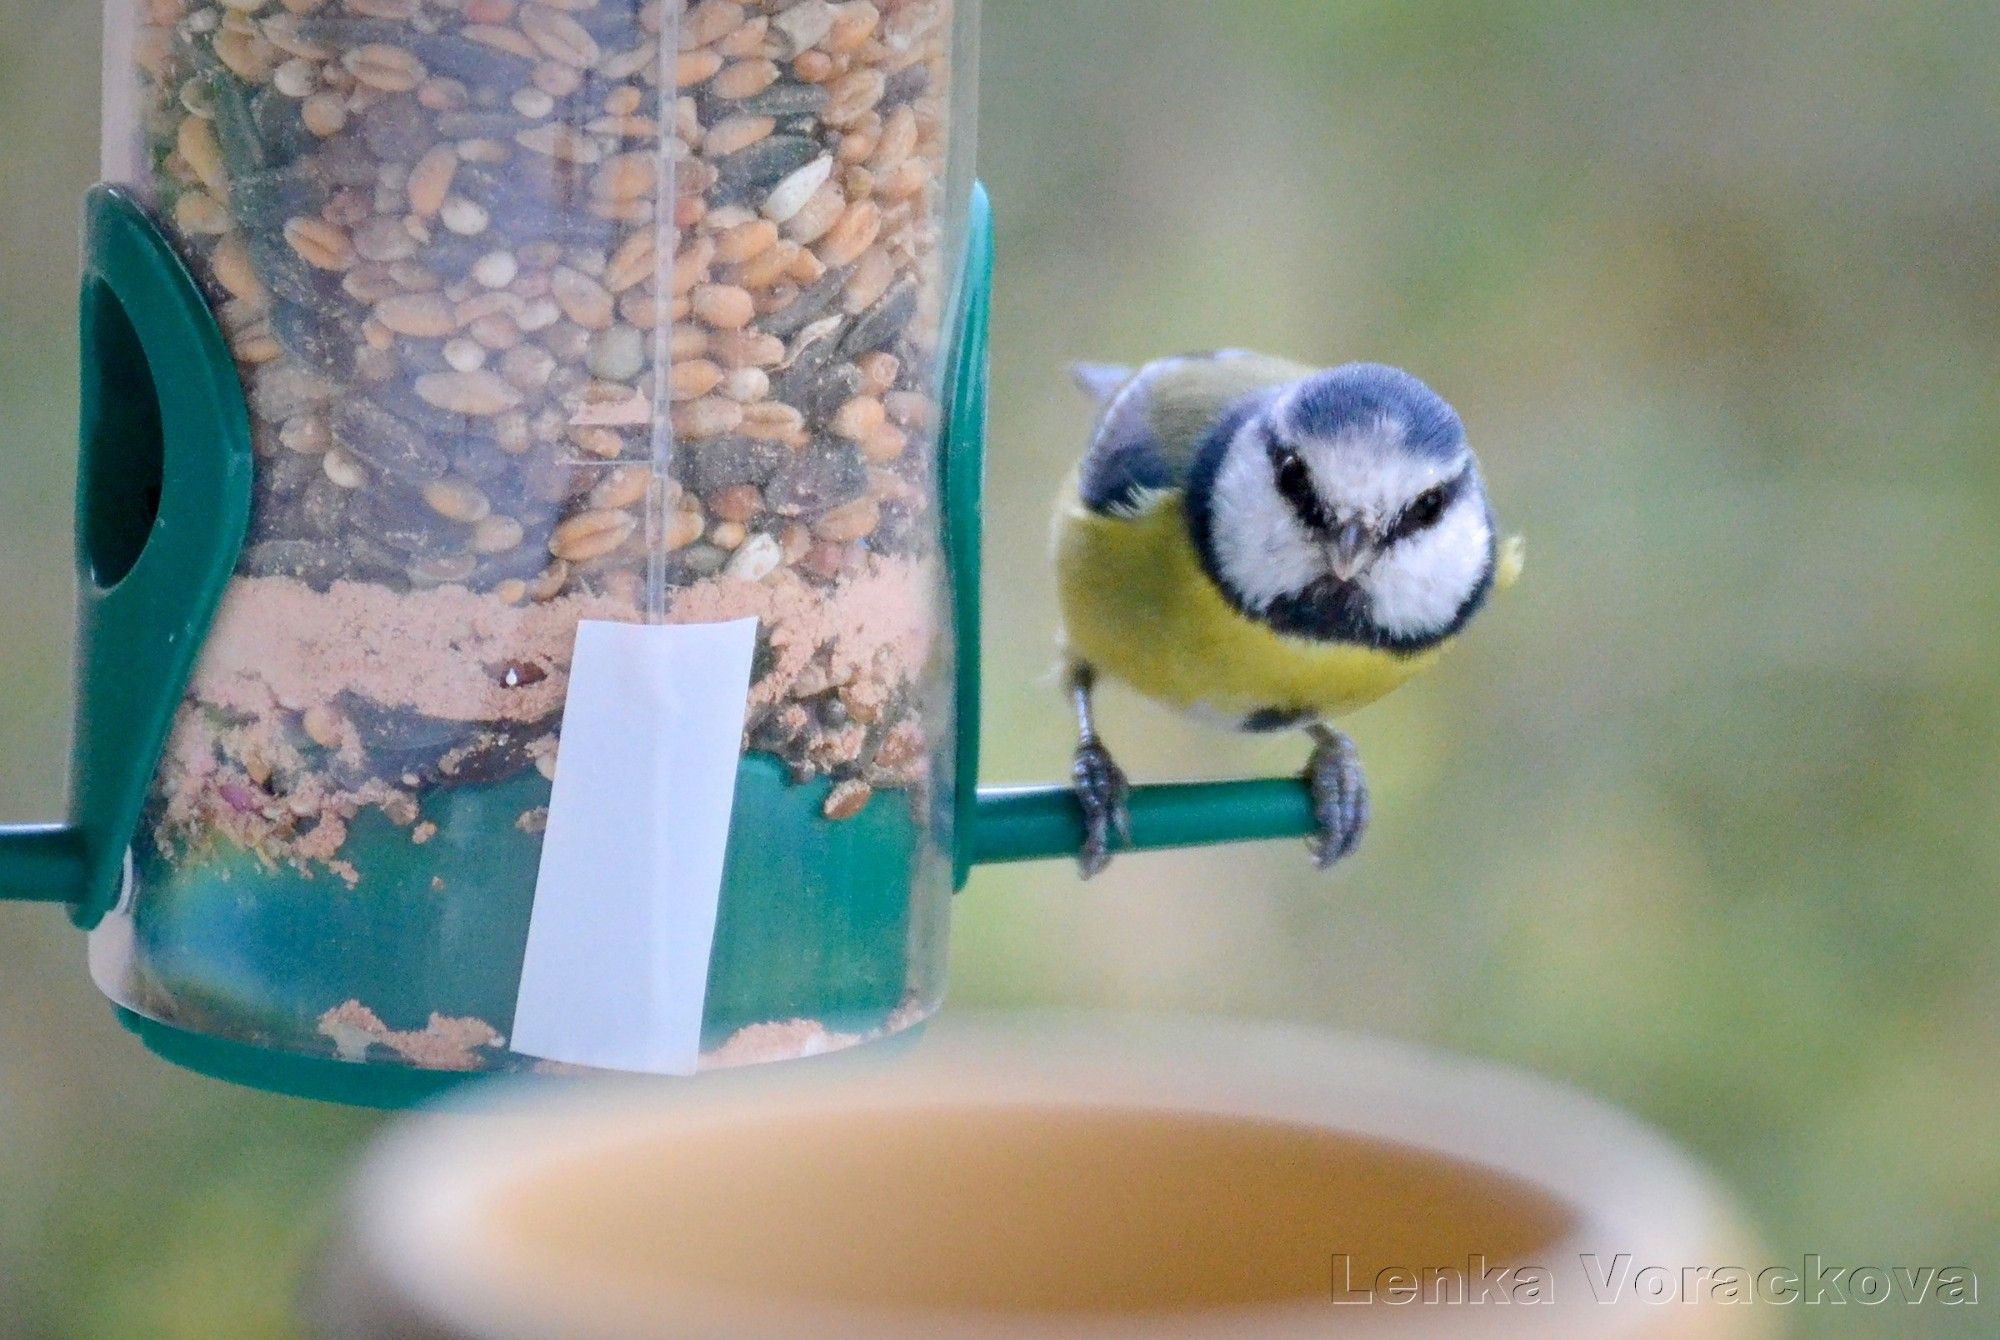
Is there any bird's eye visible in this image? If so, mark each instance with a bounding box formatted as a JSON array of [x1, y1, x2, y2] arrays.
[[1271, 449, 1326, 530], [1404, 487, 1448, 530], [1275, 452, 1310, 498]]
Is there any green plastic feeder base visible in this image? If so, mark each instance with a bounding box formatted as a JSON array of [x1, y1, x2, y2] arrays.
[[115, 1006, 936, 1109], [115, 1007, 502, 1109], [105, 755, 937, 1104]]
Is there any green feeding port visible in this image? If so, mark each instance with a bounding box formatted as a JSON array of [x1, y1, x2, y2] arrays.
[[20, 187, 255, 926], [78, 278, 166, 590]]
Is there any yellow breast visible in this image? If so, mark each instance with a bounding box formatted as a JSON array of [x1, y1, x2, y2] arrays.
[[1054, 490, 1442, 722]]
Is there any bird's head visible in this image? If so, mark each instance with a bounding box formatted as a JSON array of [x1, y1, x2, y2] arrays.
[[1189, 363, 1498, 652]]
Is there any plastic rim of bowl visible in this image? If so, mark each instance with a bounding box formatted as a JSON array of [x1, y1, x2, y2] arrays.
[[314, 1013, 1773, 1340]]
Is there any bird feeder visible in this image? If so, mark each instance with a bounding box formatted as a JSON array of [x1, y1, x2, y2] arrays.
[[0, 0, 1314, 1105]]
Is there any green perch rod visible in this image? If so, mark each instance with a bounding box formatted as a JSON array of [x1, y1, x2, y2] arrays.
[[971, 780, 1315, 867]]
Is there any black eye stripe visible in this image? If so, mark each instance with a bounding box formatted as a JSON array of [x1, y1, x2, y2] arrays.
[[1265, 433, 1331, 533], [1388, 470, 1466, 544]]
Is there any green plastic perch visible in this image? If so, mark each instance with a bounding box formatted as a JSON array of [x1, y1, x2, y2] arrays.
[[0, 826, 89, 903], [972, 780, 1315, 867]]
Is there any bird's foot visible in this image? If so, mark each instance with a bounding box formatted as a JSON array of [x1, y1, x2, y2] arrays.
[[1071, 739, 1132, 879], [1305, 728, 1370, 870]]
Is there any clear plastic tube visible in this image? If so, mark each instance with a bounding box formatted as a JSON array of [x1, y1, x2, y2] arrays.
[[93, 0, 974, 1077]]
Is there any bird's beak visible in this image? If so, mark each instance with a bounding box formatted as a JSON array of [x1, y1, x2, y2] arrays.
[[1329, 520, 1381, 582]]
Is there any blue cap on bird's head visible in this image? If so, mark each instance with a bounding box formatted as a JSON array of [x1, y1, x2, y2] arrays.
[[1279, 363, 1467, 464]]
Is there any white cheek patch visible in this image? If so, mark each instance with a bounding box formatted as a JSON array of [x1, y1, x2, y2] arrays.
[[1207, 423, 1324, 610], [1362, 499, 1493, 638]]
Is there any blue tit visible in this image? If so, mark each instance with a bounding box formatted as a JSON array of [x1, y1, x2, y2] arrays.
[[1054, 352, 1522, 877]]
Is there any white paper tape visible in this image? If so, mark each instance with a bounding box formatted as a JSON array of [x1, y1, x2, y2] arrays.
[[509, 617, 759, 1075]]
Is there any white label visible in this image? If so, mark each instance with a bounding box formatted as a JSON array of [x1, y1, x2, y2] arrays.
[[509, 618, 759, 1075]]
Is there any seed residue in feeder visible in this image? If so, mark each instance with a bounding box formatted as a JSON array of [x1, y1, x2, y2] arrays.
[[119, 0, 962, 1068], [318, 1000, 505, 1071]]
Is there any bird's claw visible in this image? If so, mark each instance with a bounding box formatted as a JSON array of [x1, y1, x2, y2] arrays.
[[1306, 730, 1370, 870], [1072, 740, 1132, 879]]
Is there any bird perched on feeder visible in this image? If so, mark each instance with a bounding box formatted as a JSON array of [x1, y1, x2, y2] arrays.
[[1054, 353, 1522, 876]]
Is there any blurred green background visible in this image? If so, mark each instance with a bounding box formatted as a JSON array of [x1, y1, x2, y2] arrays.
[[4, 1, 1997, 1335]]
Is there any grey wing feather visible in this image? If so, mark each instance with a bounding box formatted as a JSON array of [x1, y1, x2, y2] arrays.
[[1078, 362, 1176, 515], [1077, 351, 1310, 516]]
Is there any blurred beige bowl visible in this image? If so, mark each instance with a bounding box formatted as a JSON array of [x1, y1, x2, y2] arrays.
[[311, 1015, 1773, 1340]]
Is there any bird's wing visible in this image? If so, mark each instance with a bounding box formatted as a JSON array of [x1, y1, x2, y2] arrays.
[[1077, 351, 1314, 515]]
